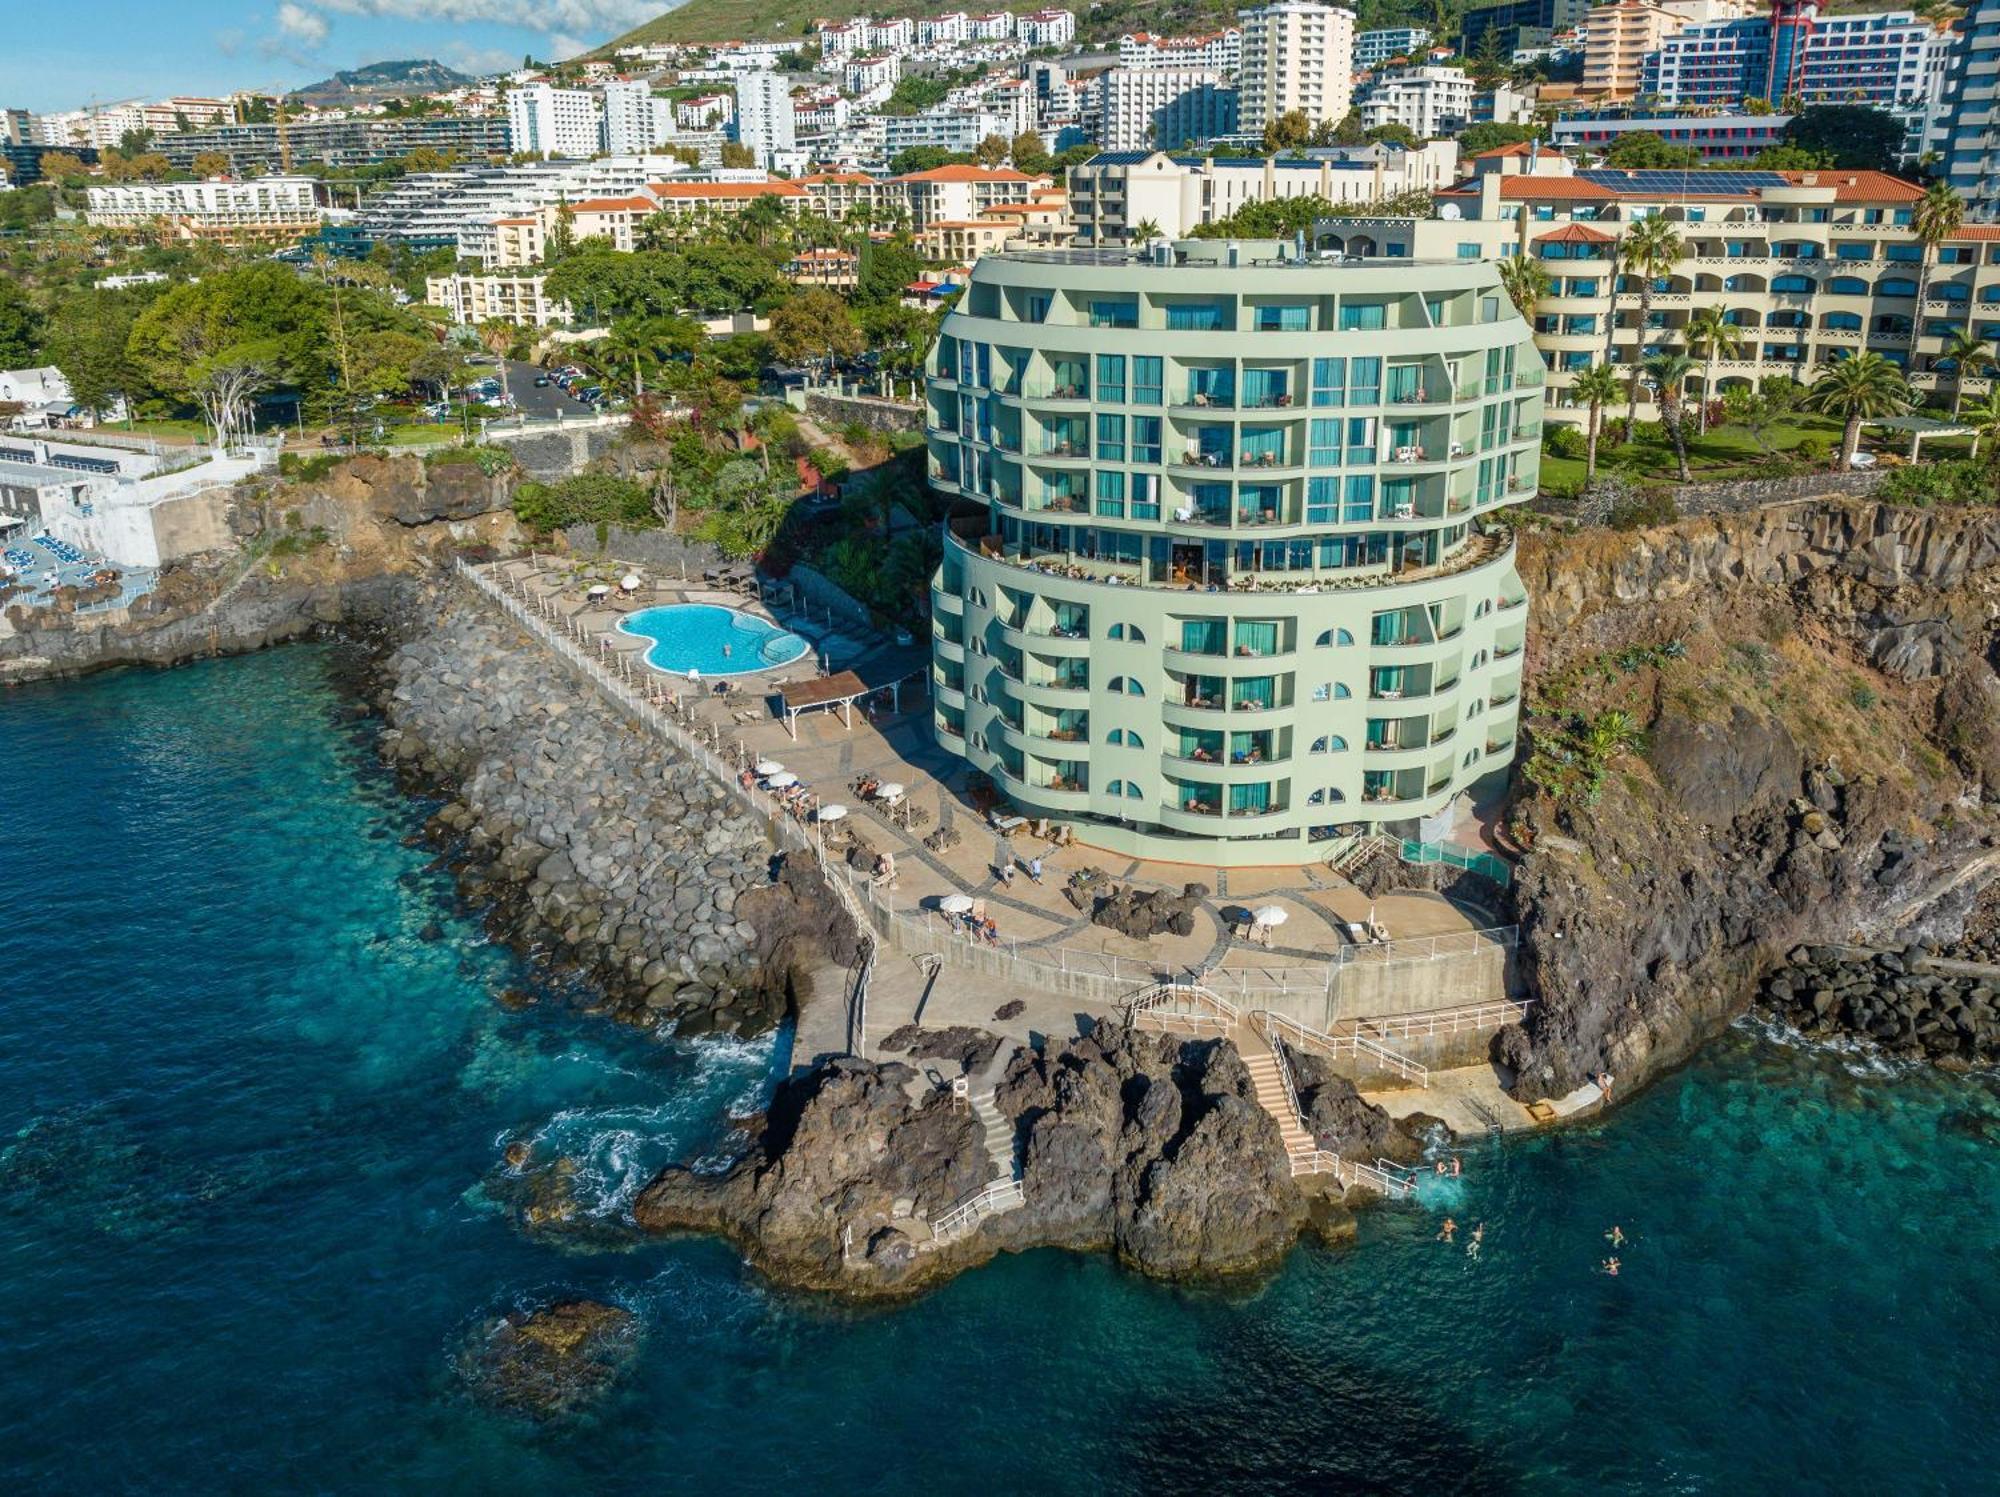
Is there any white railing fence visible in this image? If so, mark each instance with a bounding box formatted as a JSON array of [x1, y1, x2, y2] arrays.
[[925, 1177, 1026, 1248]]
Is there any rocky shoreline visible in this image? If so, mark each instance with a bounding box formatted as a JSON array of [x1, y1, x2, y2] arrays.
[[375, 592, 862, 1038]]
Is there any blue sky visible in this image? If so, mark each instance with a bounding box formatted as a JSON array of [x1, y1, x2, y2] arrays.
[[6, 0, 677, 112]]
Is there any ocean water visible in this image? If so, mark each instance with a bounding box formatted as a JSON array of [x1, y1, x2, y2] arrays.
[[3, 646, 1997, 1495]]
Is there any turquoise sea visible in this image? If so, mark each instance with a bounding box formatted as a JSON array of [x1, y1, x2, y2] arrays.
[[3, 645, 1998, 1495]]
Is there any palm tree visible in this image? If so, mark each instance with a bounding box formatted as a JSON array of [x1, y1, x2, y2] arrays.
[[1570, 364, 1624, 480], [1683, 306, 1746, 431], [1130, 217, 1163, 242], [1805, 352, 1912, 469], [1619, 215, 1686, 427], [1940, 327, 1993, 416], [1961, 388, 2000, 460], [1497, 254, 1553, 322], [1643, 351, 1697, 481], [1910, 181, 1965, 371]]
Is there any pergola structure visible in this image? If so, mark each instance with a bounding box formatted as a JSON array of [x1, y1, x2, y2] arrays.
[[778, 671, 871, 740], [1871, 415, 1975, 461]]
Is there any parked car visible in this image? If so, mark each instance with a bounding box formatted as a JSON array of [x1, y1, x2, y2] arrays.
[[533, 375, 551, 387]]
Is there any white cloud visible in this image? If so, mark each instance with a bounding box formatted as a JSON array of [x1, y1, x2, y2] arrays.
[[442, 43, 521, 76], [308, 0, 664, 37], [274, 1, 330, 48]]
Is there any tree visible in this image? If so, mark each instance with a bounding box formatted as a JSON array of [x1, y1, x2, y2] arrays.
[[1941, 327, 1993, 416], [1570, 364, 1624, 481], [889, 145, 966, 175], [1497, 254, 1552, 321], [1643, 351, 1697, 481], [1365, 122, 1421, 151], [118, 127, 155, 156], [1961, 388, 2000, 460], [1010, 131, 1051, 175], [1261, 109, 1313, 155], [38, 152, 88, 183], [191, 151, 231, 178], [1458, 122, 1537, 157], [719, 140, 756, 169], [1781, 105, 1904, 173], [1618, 215, 1685, 427], [975, 133, 1011, 168], [1911, 181, 1965, 371], [770, 288, 862, 369], [0, 279, 43, 367], [1805, 352, 1911, 469], [1130, 217, 1164, 242], [857, 235, 925, 306], [43, 290, 137, 419], [1603, 131, 1702, 169], [547, 198, 577, 262], [1683, 306, 1746, 431], [1750, 143, 1831, 170]]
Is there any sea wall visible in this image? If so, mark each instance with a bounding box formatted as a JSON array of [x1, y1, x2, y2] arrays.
[[377, 594, 860, 1035]]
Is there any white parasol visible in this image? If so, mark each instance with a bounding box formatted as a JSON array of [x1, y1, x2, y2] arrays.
[[765, 771, 798, 789], [620, 573, 642, 592], [1252, 905, 1289, 927], [817, 804, 848, 823], [940, 893, 975, 915], [876, 782, 906, 802], [754, 759, 785, 776]]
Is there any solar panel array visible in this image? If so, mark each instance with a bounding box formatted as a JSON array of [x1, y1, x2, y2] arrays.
[[1578, 169, 1790, 195], [0, 446, 120, 475]]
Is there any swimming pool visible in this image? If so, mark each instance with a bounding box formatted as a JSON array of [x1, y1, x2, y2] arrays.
[[617, 604, 811, 676]]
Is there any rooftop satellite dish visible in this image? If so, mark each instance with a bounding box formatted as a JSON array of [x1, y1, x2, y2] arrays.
[[1438, 202, 1462, 220]]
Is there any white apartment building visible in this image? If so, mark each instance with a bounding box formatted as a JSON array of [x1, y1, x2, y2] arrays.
[[1019, 9, 1078, 47], [884, 109, 1017, 156], [818, 20, 869, 58], [846, 55, 904, 93], [868, 17, 917, 49], [735, 72, 798, 167], [1096, 68, 1240, 151], [84, 175, 321, 245], [425, 271, 570, 328], [1066, 142, 1460, 242], [1358, 66, 1475, 139], [1237, 1, 1358, 135], [507, 84, 603, 159], [920, 12, 972, 44], [794, 93, 852, 133], [969, 12, 1017, 40], [1119, 28, 1246, 74], [891, 163, 1048, 228], [676, 94, 734, 129], [1354, 26, 1432, 68], [602, 79, 678, 154]]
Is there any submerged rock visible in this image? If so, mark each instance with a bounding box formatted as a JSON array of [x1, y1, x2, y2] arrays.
[[454, 1298, 639, 1420]]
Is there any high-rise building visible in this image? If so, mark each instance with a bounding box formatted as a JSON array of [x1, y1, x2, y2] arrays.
[[1358, 66, 1475, 139], [1459, 0, 1588, 60], [1354, 26, 1434, 68], [923, 242, 1539, 866], [1641, 5, 1949, 113], [1940, 0, 2000, 220], [506, 83, 603, 159], [734, 72, 797, 167], [1237, 1, 1358, 135], [1579, 1, 1745, 100], [1095, 68, 1239, 151], [602, 79, 677, 155]]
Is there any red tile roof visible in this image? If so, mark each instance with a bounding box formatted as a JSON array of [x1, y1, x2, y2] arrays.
[[1777, 170, 1925, 203], [1534, 223, 1616, 245], [892, 165, 1035, 183], [1493, 177, 1619, 201], [569, 196, 655, 214], [645, 181, 805, 200]]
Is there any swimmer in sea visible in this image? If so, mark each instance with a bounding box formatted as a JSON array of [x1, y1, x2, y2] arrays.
[[1450, 1155, 1461, 1177], [1605, 1225, 1626, 1248], [1466, 1221, 1485, 1260], [1438, 1217, 1457, 1243], [1602, 1257, 1621, 1277]]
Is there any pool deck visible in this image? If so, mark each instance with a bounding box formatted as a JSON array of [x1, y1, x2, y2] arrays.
[[488, 553, 1505, 1009]]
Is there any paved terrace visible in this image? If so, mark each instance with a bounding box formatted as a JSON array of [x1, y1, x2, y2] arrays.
[[488, 553, 1506, 1006]]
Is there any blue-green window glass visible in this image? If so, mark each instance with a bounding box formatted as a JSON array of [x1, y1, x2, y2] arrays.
[[1094, 469, 1125, 514], [1235, 621, 1278, 655], [1187, 367, 1234, 404], [1026, 294, 1051, 322], [1343, 474, 1375, 522], [1096, 413, 1125, 460], [1346, 416, 1377, 466], [1457, 242, 1480, 259], [1385, 364, 1425, 401], [1239, 485, 1280, 522], [1253, 304, 1309, 331], [1241, 426, 1284, 463], [1131, 416, 1162, 463], [1233, 677, 1275, 709], [1312, 357, 1344, 407], [1181, 618, 1225, 654], [1339, 302, 1386, 331], [1242, 368, 1290, 406], [1096, 353, 1125, 402], [1348, 357, 1380, 404], [1132, 356, 1163, 404], [1130, 472, 1160, 518], [1166, 302, 1225, 330], [1191, 483, 1229, 522], [1229, 782, 1271, 813], [1309, 419, 1340, 467], [1307, 476, 1337, 523], [1090, 299, 1137, 328]]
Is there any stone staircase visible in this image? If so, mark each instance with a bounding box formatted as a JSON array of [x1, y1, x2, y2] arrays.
[[1236, 1023, 1316, 1162], [967, 1088, 1018, 1182]]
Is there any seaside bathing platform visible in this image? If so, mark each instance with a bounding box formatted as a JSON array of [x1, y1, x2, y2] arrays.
[[461, 554, 1549, 1143]]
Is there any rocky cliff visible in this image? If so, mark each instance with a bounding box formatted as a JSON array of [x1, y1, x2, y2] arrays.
[[1499, 500, 2000, 1102], [0, 454, 523, 684]]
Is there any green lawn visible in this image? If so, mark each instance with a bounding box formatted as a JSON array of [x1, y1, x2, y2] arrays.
[[1539, 413, 1851, 495]]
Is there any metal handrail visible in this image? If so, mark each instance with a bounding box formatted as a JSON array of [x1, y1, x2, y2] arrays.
[[1259, 1006, 1429, 1088], [927, 1177, 1026, 1246]]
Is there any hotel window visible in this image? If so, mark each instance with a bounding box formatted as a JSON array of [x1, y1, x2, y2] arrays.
[[1457, 242, 1481, 259], [1131, 416, 1162, 464], [1130, 473, 1160, 519], [1166, 301, 1226, 330], [1090, 298, 1137, 328], [1343, 474, 1375, 522], [1096, 413, 1125, 461], [1095, 470, 1125, 515], [1311, 357, 1345, 406], [1339, 301, 1387, 331], [1026, 293, 1051, 322], [1348, 357, 1381, 405], [1308, 419, 1341, 467], [1307, 476, 1337, 523], [1253, 303, 1310, 331], [1097, 354, 1125, 403], [1132, 356, 1163, 405]]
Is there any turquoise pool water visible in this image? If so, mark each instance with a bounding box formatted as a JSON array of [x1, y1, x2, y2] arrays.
[[3, 645, 1998, 1494], [617, 604, 809, 676]]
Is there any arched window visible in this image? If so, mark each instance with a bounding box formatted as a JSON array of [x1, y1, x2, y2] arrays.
[[1311, 734, 1348, 753], [1314, 627, 1356, 646], [1470, 649, 1488, 670], [1107, 623, 1146, 641], [1109, 676, 1144, 695], [1824, 311, 1863, 331], [1107, 728, 1143, 748], [1307, 788, 1325, 805], [1878, 277, 1918, 298], [1772, 274, 1815, 295], [1827, 276, 1868, 296], [1108, 779, 1124, 795], [1122, 781, 1142, 799], [1333, 683, 1352, 700], [1326, 787, 1346, 803]]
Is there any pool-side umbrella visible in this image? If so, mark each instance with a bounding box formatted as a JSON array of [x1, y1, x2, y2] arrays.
[[877, 782, 906, 802], [817, 804, 848, 823], [940, 893, 975, 915], [766, 771, 798, 789], [620, 574, 641, 592], [587, 583, 611, 599], [754, 759, 784, 777], [1252, 905, 1288, 927]]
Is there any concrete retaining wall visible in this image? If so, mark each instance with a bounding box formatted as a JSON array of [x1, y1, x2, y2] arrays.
[[1668, 468, 1888, 515], [803, 390, 923, 436], [489, 423, 623, 480]]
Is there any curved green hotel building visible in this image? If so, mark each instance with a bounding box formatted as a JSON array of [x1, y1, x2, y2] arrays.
[[924, 240, 1542, 868]]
